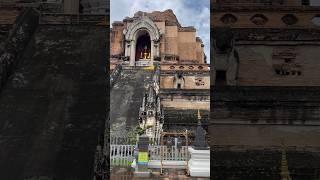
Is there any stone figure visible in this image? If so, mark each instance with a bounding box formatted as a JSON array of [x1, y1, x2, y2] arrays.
[[213, 27, 239, 85]]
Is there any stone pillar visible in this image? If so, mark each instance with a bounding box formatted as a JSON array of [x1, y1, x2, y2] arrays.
[[154, 42, 160, 59], [130, 41, 136, 66], [125, 41, 130, 57], [188, 147, 210, 177], [151, 40, 154, 65], [201, 44, 205, 63]]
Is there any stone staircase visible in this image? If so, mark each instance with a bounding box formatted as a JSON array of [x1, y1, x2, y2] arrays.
[[110, 68, 153, 132]]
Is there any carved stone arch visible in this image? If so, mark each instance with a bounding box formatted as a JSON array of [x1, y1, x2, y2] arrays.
[[124, 16, 161, 66], [311, 15, 320, 26], [250, 14, 268, 25], [220, 14, 238, 25], [282, 14, 298, 25], [125, 16, 160, 41]]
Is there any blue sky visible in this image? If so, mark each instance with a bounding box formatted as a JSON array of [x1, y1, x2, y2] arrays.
[[110, 0, 210, 61]]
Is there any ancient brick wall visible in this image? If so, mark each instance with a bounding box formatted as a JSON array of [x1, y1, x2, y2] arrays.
[[213, 11, 320, 29], [211, 86, 320, 124], [211, 2, 320, 179], [0, 8, 39, 91], [236, 45, 320, 86], [212, 0, 303, 6], [178, 31, 197, 61], [160, 89, 210, 110], [164, 25, 178, 56], [0, 24, 107, 179], [110, 24, 124, 56], [160, 75, 210, 89], [110, 69, 153, 133]]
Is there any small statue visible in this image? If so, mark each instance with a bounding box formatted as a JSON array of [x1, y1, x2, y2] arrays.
[[144, 51, 148, 59], [143, 46, 148, 59]]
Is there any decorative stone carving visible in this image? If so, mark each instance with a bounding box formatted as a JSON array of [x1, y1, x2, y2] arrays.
[[250, 14, 268, 25], [121, 56, 129, 61], [282, 14, 298, 25], [154, 56, 161, 61], [125, 16, 161, 41], [213, 27, 239, 85], [173, 72, 185, 89], [139, 66, 163, 134], [272, 47, 297, 60], [272, 47, 302, 76], [273, 64, 302, 76], [311, 15, 320, 26], [164, 54, 179, 61], [234, 29, 320, 41], [195, 77, 205, 86], [220, 14, 237, 24]]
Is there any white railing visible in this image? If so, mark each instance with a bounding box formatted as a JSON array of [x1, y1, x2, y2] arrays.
[[149, 145, 189, 161], [110, 145, 135, 166], [110, 144, 189, 167]]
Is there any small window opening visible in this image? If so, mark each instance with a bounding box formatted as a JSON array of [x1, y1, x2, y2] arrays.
[[177, 83, 181, 89]]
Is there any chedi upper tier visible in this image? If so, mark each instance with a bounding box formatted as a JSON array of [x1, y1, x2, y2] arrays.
[[110, 9, 207, 67]]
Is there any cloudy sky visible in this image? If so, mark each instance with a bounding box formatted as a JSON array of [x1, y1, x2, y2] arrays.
[[110, 0, 210, 61]]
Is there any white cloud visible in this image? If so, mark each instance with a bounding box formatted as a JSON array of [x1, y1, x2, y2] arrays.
[[111, 0, 210, 62]]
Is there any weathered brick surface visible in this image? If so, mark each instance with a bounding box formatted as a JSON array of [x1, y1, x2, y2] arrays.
[[0, 25, 107, 179], [211, 86, 320, 124], [110, 69, 152, 133], [0, 8, 38, 91], [212, 2, 320, 178], [213, 150, 320, 180]]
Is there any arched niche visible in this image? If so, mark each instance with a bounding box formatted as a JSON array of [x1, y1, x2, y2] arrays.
[[173, 72, 185, 89], [124, 16, 161, 66], [135, 30, 151, 60]]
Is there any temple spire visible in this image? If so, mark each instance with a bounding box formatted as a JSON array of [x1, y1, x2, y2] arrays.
[[193, 109, 208, 150]]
